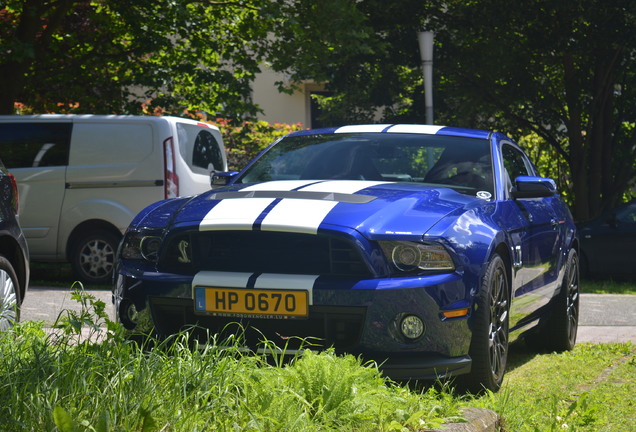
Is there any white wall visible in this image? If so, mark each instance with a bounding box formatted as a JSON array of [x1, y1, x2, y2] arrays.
[[252, 67, 324, 127]]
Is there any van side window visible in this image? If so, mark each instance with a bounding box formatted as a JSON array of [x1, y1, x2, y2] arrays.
[[0, 123, 72, 168], [177, 123, 224, 174]]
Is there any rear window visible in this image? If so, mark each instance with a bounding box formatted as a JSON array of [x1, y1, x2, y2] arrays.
[[0, 122, 72, 168], [177, 123, 224, 174]]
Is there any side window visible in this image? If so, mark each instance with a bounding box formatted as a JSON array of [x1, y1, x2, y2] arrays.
[[0, 122, 72, 168], [502, 144, 533, 188], [177, 123, 224, 174]]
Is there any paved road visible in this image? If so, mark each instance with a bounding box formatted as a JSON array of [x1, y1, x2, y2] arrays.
[[22, 286, 114, 323], [20, 287, 636, 343]]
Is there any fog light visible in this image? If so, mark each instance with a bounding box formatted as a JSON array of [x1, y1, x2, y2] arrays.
[[400, 315, 425, 340], [119, 299, 139, 330]]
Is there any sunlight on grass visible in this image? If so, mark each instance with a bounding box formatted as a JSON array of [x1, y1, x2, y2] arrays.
[[0, 290, 461, 431], [468, 342, 635, 431], [580, 279, 636, 295]]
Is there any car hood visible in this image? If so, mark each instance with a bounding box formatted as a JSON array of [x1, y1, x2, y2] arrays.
[[171, 180, 482, 241]]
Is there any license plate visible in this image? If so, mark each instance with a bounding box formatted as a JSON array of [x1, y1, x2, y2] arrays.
[[194, 287, 309, 318]]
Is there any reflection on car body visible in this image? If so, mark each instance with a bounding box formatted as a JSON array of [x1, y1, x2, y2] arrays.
[[114, 124, 579, 392]]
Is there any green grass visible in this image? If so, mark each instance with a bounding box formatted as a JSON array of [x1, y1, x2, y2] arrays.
[[465, 341, 635, 431], [580, 278, 636, 294], [2, 291, 462, 431], [10, 283, 636, 431]]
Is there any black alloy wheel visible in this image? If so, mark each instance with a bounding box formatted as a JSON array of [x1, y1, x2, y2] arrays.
[[461, 253, 510, 393]]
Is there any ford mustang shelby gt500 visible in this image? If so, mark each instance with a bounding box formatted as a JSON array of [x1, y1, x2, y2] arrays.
[[114, 124, 579, 392]]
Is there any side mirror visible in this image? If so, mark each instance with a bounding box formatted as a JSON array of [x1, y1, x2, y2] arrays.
[[210, 171, 239, 189], [510, 176, 557, 199]]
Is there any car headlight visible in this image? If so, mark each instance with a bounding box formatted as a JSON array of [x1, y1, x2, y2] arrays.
[[379, 241, 455, 272], [120, 231, 163, 263]]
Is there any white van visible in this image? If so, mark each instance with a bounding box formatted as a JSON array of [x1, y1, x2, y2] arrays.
[[0, 115, 226, 285]]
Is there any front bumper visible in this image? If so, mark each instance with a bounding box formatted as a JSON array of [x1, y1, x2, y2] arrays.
[[114, 268, 475, 380]]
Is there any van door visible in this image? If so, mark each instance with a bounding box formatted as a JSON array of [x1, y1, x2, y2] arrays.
[[63, 120, 165, 233], [174, 121, 227, 196], [0, 122, 72, 259]]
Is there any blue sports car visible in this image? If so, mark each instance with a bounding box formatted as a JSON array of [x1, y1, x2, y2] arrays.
[[114, 124, 579, 392]]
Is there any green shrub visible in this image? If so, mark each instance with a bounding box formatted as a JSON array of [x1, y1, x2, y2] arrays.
[[0, 290, 461, 431]]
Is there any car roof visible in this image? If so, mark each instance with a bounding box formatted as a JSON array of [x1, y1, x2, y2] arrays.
[[286, 124, 492, 140]]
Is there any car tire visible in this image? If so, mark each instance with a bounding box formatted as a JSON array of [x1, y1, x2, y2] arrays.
[[525, 249, 579, 352], [460, 253, 509, 393], [579, 251, 590, 279], [70, 229, 120, 286], [0, 255, 21, 330]]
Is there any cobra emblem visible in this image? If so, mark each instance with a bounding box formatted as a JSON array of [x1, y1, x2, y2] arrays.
[[177, 240, 191, 263]]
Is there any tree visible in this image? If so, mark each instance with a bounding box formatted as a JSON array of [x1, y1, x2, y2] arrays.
[[2, 1, 634, 220], [265, 0, 636, 221], [264, 0, 429, 125], [425, 0, 636, 221], [0, 0, 268, 118]]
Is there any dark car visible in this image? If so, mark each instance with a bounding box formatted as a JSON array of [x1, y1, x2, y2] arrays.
[[114, 124, 579, 392], [579, 199, 636, 280], [0, 158, 29, 330]]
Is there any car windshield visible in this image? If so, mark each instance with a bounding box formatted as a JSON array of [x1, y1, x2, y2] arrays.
[[237, 133, 494, 195]]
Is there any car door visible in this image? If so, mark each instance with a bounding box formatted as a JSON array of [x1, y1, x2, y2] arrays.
[[500, 142, 561, 329]]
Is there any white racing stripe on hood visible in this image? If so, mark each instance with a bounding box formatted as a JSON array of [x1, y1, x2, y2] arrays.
[[200, 197, 275, 230], [260, 180, 389, 233], [200, 180, 318, 231], [200, 180, 388, 233]]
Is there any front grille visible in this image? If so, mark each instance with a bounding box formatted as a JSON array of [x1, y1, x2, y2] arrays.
[[161, 230, 371, 277], [149, 297, 366, 351]]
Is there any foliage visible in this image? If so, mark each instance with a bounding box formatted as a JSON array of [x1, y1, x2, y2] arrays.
[[425, 0, 636, 220], [262, 0, 636, 220], [3, 0, 635, 220], [0, 0, 268, 118], [263, 0, 429, 126], [0, 289, 461, 431]]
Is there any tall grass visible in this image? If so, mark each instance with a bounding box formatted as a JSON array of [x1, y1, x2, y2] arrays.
[[1, 290, 461, 431]]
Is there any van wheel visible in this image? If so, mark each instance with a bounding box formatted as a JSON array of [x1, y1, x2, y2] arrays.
[[71, 230, 120, 286], [0, 255, 21, 330]]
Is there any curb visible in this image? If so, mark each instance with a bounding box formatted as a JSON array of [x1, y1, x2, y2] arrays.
[[432, 408, 500, 432]]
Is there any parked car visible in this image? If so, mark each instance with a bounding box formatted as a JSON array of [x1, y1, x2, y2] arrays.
[[0, 115, 226, 285], [0, 158, 29, 330], [114, 124, 579, 392], [579, 199, 636, 280]]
